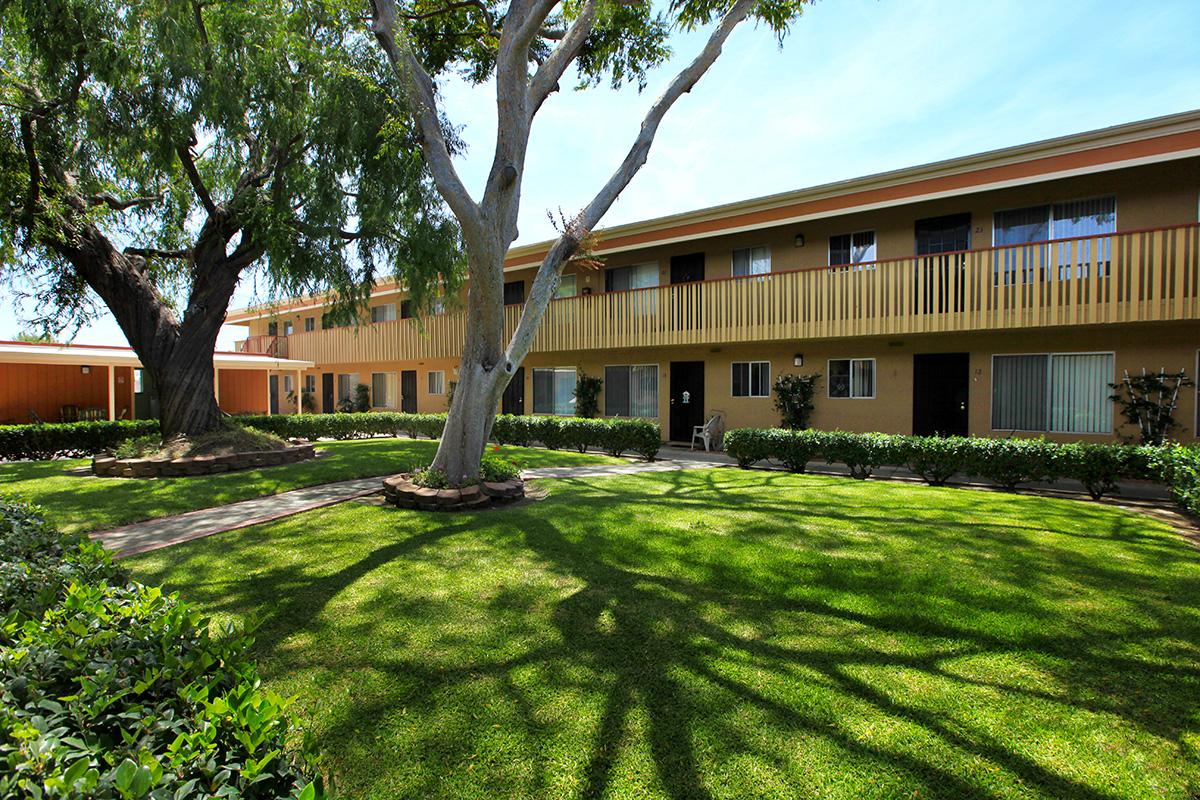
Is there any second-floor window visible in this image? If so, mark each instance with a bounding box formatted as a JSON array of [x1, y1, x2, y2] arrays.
[[304, 317, 315, 333], [731, 361, 770, 397], [427, 370, 446, 395], [556, 274, 578, 298], [605, 263, 658, 292], [370, 303, 396, 323], [994, 195, 1116, 284], [400, 300, 413, 319], [533, 367, 576, 415], [267, 322, 278, 336], [732, 246, 770, 277], [829, 231, 876, 267], [283, 321, 294, 336], [604, 365, 658, 417]]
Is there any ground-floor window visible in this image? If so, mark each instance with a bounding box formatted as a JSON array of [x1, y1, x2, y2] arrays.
[[283, 374, 295, 394], [731, 361, 771, 397], [304, 374, 316, 394], [533, 367, 576, 415], [427, 370, 446, 396], [828, 358, 874, 399], [371, 372, 397, 409], [991, 352, 1113, 433], [604, 365, 658, 417], [337, 373, 359, 403]]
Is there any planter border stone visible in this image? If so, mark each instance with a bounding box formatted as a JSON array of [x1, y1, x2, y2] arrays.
[[382, 473, 525, 511], [92, 443, 316, 478]]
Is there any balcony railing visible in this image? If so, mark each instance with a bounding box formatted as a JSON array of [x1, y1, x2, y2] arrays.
[[234, 334, 287, 358], [283, 223, 1200, 365]]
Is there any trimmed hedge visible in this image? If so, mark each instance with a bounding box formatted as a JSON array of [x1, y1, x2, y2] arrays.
[[238, 412, 446, 441], [0, 419, 160, 461], [0, 503, 318, 799], [724, 428, 1162, 500], [1151, 444, 1200, 516]]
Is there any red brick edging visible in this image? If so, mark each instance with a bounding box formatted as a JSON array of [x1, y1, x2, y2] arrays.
[[381, 473, 525, 511], [91, 443, 317, 478]]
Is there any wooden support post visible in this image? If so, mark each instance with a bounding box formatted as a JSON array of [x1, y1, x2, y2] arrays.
[[107, 365, 116, 421], [265, 371, 272, 416], [295, 369, 302, 414]]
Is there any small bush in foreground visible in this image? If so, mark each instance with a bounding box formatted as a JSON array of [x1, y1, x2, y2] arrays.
[[0, 503, 318, 800]]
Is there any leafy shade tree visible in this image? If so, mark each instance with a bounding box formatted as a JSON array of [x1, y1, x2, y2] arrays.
[[0, 0, 460, 438], [370, 0, 810, 483]]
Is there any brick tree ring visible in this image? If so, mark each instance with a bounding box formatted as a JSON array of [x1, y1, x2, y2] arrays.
[[91, 443, 317, 478], [381, 473, 526, 511]]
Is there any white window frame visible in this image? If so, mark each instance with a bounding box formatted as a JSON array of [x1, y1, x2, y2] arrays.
[[732, 246, 771, 277], [827, 358, 876, 400], [283, 374, 295, 393], [602, 363, 660, 418], [731, 361, 771, 398], [283, 321, 294, 336], [370, 303, 397, 323], [337, 373, 360, 403], [556, 273, 578, 298], [989, 351, 1114, 434], [532, 367, 577, 416], [304, 374, 316, 394], [304, 316, 315, 333], [427, 370, 446, 396], [991, 195, 1118, 246], [828, 230, 877, 268]]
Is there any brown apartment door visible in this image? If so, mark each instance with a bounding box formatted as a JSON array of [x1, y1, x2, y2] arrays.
[[914, 213, 971, 314], [670, 252, 705, 330], [321, 373, 334, 413], [400, 370, 418, 413], [669, 361, 705, 442], [912, 353, 969, 436], [501, 367, 525, 415]]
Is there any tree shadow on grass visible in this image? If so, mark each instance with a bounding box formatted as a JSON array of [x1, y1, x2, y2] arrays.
[[139, 468, 1200, 799]]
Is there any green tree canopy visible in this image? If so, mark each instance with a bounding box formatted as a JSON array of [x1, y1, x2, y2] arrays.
[[0, 0, 462, 434]]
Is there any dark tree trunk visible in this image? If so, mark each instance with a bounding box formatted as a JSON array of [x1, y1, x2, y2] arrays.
[[49, 212, 244, 439]]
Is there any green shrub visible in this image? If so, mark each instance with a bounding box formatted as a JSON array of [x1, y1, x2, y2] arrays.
[[560, 418, 599, 453], [1056, 442, 1149, 500], [240, 412, 445, 441], [904, 436, 971, 486], [1151, 444, 1200, 516], [963, 437, 1061, 490], [723, 428, 774, 469], [0, 419, 160, 461], [822, 431, 903, 480], [531, 416, 567, 450], [573, 373, 603, 418], [0, 504, 318, 800], [491, 415, 533, 446]]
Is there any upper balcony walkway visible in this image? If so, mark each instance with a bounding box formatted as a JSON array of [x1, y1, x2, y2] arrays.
[[242, 223, 1200, 365]]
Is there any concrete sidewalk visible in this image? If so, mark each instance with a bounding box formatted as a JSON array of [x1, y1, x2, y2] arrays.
[[94, 477, 383, 557], [95, 457, 719, 557]]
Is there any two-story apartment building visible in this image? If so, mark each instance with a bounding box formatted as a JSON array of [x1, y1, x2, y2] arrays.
[[228, 110, 1200, 442]]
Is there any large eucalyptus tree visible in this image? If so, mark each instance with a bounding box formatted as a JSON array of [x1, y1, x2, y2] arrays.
[[370, 0, 809, 482], [0, 0, 459, 437]]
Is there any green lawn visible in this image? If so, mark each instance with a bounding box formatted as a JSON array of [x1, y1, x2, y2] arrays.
[[0, 438, 618, 533], [128, 469, 1200, 800]]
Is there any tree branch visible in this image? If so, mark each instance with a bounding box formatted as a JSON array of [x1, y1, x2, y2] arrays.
[[87, 193, 161, 211], [400, 0, 489, 21], [176, 142, 217, 214], [506, 0, 760, 367], [528, 0, 598, 116], [371, 0, 483, 244], [123, 246, 192, 260]]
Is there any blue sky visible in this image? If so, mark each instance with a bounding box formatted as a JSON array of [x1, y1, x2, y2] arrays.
[[4, 0, 1198, 348]]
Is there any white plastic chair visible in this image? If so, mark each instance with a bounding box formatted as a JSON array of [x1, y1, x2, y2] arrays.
[[691, 412, 724, 452]]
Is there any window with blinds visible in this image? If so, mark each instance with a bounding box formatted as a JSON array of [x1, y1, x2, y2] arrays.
[[994, 196, 1115, 284], [533, 368, 577, 415], [603, 365, 658, 417], [427, 370, 446, 396], [370, 303, 397, 323], [732, 246, 771, 277], [371, 372, 397, 409], [829, 231, 876, 267], [991, 352, 1113, 433]]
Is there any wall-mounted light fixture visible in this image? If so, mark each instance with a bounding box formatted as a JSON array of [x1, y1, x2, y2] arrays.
[[80, 366, 91, 375], [793, 233, 805, 248], [793, 354, 804, 367]]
